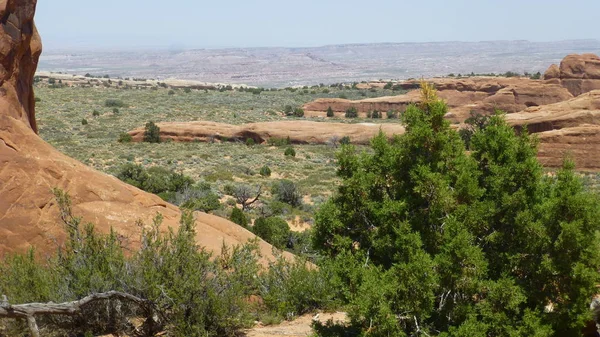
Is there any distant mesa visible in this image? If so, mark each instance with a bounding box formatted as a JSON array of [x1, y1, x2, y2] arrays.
[[0, 0, 288, 263]]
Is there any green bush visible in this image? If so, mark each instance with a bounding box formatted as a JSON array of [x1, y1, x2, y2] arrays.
[[117, 133, 132, 143], [260, 256, 337, 318], [268, 137, 291, 146], [386, 110, 398, 119], [92, 110, 100, 117], [293, 107, 304, 118], [259, 165, 272, 177], [339, 136, 351, 145], [252, 217, 290, 249], [313, 86, 600, 336], [104, 99, 126, 108], [272, 180, 302, 207], [116, 163, 193, 195], [168, 90, 175, 95], [81, 118, 88, 125], [143, 121, 161, 143], [245, 138, 255, 146], [229, 207, 248, 227], [284, 147, 296, 157], [283, 105, 293, 115], [345, 107, 358, 118], [326, 106, 334, 117]]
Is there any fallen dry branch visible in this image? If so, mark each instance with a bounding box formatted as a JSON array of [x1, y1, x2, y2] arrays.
[[0, 291, 159, 337]]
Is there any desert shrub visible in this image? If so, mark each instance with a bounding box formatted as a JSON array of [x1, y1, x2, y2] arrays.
[[383, 81, 393, 89], [104, 99, 126, 108], [92, 110, 100, 117], [229, 207, 248, 227], [259, 256, 337, 318], [326, 106, 334, 117], [370, 110, 380, 119], [174, 185, 221, 212], [272, 180, 302, 207], [81, 118, 88, 125], [268, 136, 291, 146], [338, 93, 347, 99], [284, 147, 296, 157], [386, 110, 398, 119], [184, 87, 192, 93], [117, 133, 132, 143], [259, 165, 272, 177], [0, 189, 275, 336], [245, 138, 255, 146], [252, 217, 290, 249], [339, 136, 351, 145], [293, 107, 304, 117], [143, 121, 160, 143], [168, 90, 175, 95], [223, 183, 236, 195], [344, 107, 358, 118], [112, 107, 119, 114], [205, 169, 234, 182], [116, 163, 192, 195]]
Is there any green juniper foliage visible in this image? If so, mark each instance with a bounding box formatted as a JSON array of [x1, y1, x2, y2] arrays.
[[313, 82, 600, 336]]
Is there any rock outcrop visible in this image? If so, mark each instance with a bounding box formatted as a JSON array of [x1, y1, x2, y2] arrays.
[[0, 0, 287, 263], [507, 90, 600, 170], [303, 77, 573, 122], [543, 53, 600, 96], [128, 120, 406, 145]]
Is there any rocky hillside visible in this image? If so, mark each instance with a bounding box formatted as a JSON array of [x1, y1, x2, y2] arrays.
[[0, 0, 287, 262]]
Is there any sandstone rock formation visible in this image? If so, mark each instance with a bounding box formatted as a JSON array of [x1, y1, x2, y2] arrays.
[[543, 53, 600, 96], [128, 120, 406, 145], [507, 90, 600, 170], [0, 0, 287, 263], [303, 77, 573, 122]]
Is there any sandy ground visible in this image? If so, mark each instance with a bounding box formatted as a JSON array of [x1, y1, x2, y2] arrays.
[[244, 312, 348, 337]]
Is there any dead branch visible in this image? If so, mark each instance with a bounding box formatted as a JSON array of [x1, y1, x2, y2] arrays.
[[0, 291, 159, 337]]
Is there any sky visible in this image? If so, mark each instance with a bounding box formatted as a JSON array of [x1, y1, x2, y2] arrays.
[[37, 0, 600, 50]]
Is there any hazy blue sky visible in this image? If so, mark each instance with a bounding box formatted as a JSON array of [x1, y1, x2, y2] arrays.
[[37, 0, 600, 50]]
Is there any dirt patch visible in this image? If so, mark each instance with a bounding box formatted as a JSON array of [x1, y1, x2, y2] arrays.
[[245, 312, 348, 337]]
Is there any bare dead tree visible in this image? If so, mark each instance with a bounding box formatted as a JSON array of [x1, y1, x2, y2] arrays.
[[233, 184, 262, 211], [0, 291, 161, 337]]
